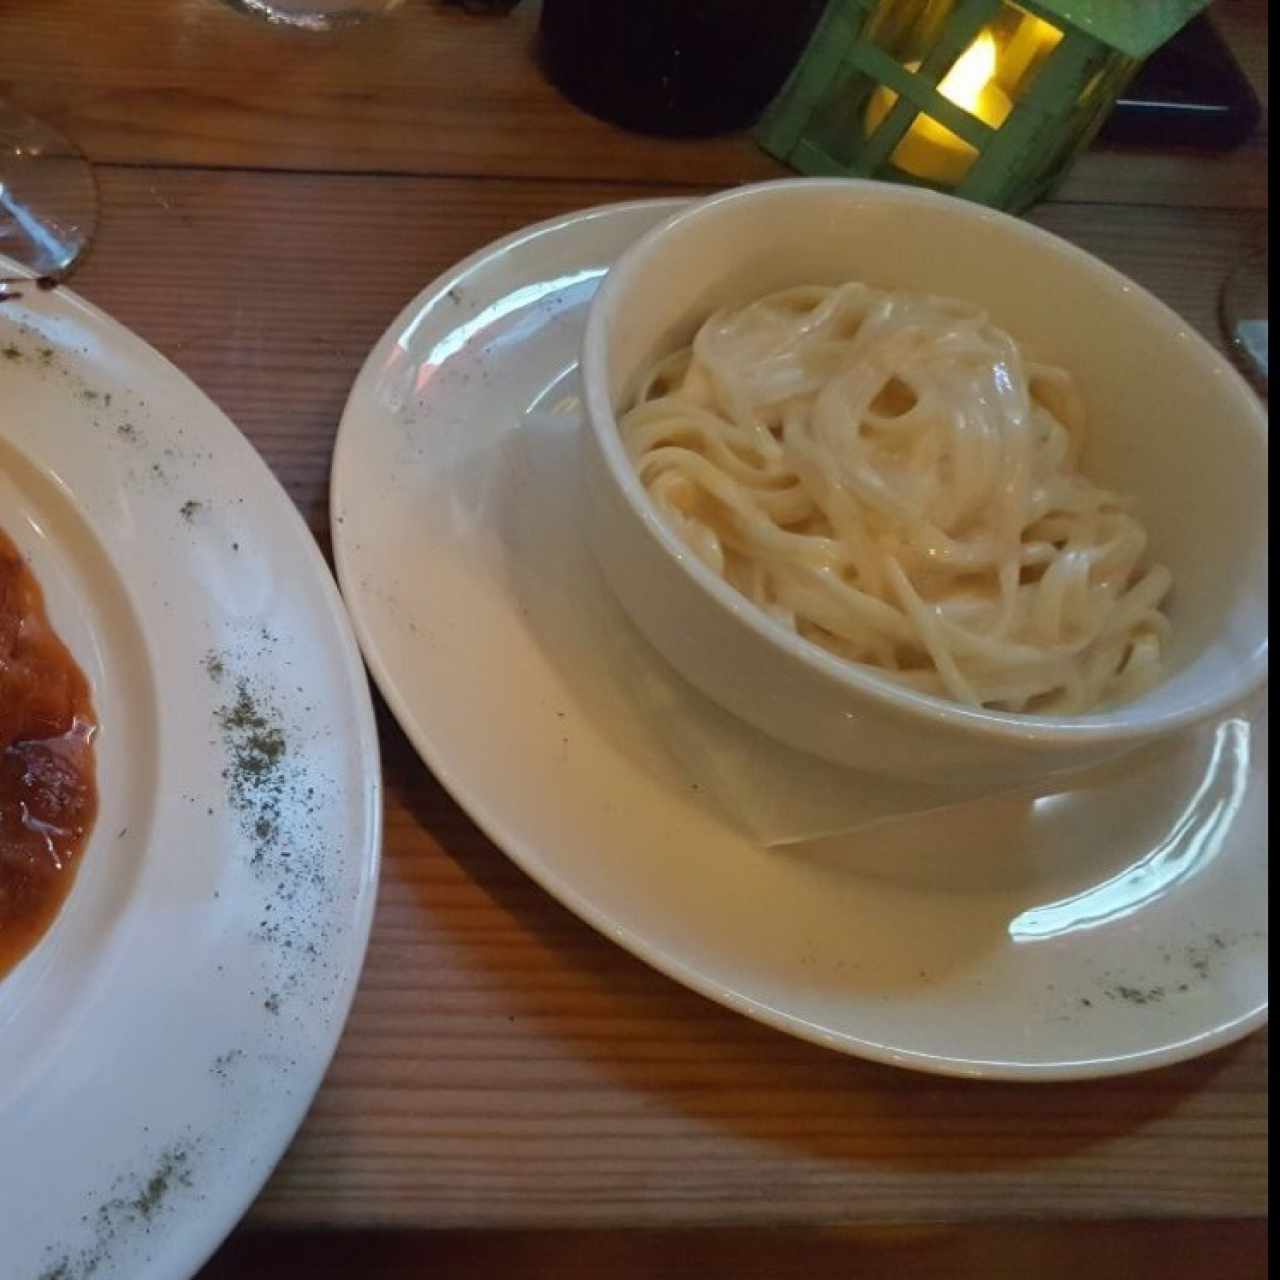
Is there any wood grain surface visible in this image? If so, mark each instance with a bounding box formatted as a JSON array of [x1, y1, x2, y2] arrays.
[[2, 0, 1268, 206], [4, 0, 1269, 1274]]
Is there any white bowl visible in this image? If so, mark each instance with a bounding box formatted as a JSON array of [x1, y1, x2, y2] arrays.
[[579, 179, 1268, 786]]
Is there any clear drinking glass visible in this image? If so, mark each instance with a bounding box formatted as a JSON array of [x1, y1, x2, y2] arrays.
[[1, 102, 97, 296], [1220, 246, 1268, 394], [220, 0, 405, 30]]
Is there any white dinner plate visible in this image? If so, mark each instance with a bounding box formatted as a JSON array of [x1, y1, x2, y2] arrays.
[[2, 268, 381, 1278], [331, 200, 1266, 1082]]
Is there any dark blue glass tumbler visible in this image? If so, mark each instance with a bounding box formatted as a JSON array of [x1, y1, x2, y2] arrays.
[[539, 0, 826, 138]]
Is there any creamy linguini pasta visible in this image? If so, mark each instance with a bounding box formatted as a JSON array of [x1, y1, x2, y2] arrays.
[[619, 282, 1172, 714]]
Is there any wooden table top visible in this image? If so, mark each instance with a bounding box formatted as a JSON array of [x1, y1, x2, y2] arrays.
[[7, 2, 1268, 1275]]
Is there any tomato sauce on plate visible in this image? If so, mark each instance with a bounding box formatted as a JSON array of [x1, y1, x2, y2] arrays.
[[0, 525, 97, 977]]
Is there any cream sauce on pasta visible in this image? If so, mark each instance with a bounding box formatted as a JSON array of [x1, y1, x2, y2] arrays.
[[620, 283, 1172, 714]]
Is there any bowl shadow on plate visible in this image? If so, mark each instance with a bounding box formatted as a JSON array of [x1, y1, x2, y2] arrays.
[[487, 413, 1007, 988], [380, 719, 1255, 1182], [487, 409, 991, 851], [490, 412, 716, 799], [486, 411, 1250, 993]]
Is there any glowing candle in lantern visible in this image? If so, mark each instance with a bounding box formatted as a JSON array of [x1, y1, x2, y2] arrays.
[[1000, 13, 1064, 88], [864, 32, 1013, 185]]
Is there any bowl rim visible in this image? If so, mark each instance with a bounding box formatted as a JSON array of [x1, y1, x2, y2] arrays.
[[580, 177, 1269, 746]]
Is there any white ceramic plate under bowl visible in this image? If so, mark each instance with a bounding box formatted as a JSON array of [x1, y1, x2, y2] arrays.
[[331, 200, 1266, 1082], [1, 267, 381, 1279]]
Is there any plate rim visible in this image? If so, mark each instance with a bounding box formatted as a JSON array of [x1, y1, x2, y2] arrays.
[[329, 200, 1266, 1083], [2, 260, 385, 1276]]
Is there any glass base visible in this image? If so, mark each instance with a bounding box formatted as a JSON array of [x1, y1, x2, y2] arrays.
[[220, 0, 400, 31], [1, 103, 98, 288]]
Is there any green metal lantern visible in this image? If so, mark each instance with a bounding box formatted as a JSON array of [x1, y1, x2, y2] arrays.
[[756, 0, 1211, 212]]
